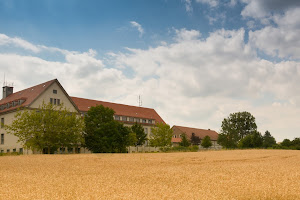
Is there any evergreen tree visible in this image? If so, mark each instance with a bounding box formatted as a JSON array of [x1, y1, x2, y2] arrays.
[[190, 133, 200, 145], [131, 122, 147, 146], [179, 134, 190, 147], [263, 130, 276, 148]]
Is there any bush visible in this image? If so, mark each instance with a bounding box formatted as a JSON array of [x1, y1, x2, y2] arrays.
[[160, 145, 199, 152], [0, 152, 20, 156]]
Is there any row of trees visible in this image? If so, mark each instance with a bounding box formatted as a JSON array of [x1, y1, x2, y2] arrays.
[[274, 138, 300, 150], [5, 103, 175, 153], [179, 133, 212, 148], [216, 111, 300, 150]]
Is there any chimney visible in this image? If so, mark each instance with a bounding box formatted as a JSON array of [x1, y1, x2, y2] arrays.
[[2, 86, 13, 99]]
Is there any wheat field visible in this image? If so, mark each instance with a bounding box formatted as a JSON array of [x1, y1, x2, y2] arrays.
[[0, 150, 300, 200]]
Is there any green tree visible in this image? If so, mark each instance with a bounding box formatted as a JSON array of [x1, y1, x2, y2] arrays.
[[238, 131, 263, 148], [201, 136, 212, 148], [190, 133, 201, 145], [84, 105, 130, 153], [263, 130, 276, 148], [5, 102, 84, 154], [179, 134, 190, 147], [291, 138, 300, 150], [150, 122, 173, 147], [131, 122, 147, 146], [281, 139, 292, 147], [128, 132, 138, 146], [218, 111, 257, 148]]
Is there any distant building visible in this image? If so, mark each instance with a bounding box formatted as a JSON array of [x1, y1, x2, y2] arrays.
[[171, 125, 221, 149], [0, 79, 165, 154]]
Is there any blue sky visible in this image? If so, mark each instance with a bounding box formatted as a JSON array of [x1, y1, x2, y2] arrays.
[[0, 0, 247, 52], [0, 0, 300, 141]]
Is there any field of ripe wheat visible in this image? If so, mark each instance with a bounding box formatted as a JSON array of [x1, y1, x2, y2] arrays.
[[0, 150, 300, 200]]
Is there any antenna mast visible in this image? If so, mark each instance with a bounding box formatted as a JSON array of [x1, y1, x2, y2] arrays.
[[138, 95, 142, 107]]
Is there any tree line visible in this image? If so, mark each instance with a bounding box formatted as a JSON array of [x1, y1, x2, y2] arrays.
[[5, 103, 174, 153], [6, 103, 298, 154], [218, 111, 299, 150]]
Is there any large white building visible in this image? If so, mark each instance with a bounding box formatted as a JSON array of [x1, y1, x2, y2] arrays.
[[0, 79, 165, 154]]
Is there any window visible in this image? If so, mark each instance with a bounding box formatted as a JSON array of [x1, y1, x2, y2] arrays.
[[1, 134, 4, 144], [148, 119, 152, 124], [7, 149, 10, 153], [142, 119, 146, 123], [0, 150, 3, 153], [50, 98, 53, 104], [53, 89, 57, 94], [13, 149, 16, 152], [54, 99, 57, 105], [115, 115, 120, 120], [129, 117, 134, 122], [1, 118, 4, 128], [57, 99, 60, 105], [19, 148, 23, 154], [144, 128, 148, 134]]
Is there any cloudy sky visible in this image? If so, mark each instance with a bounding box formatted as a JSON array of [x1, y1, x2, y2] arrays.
[[0, 0, 300, 141]]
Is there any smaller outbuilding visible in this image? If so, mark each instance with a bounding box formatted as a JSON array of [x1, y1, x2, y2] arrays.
[[171, 125, 222, 149]]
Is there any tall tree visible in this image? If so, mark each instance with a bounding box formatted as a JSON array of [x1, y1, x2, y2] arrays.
[[179, 134, 190, 147], [5, 102, 84, 154], [201, 136, 212, 148], [218, 111, 257, 148], [190, 133, 201, 145], [263, 130, 276, 148], [131, 122, 147, 146], [150, 122, 173, 147], [84, 105, 130, 153]]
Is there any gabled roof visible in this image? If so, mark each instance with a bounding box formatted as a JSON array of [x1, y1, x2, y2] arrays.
[[71, 96, 165, 124], [0, 79, 80, 114], [0, 79, 56, 114], [172, 125, 218, 141]]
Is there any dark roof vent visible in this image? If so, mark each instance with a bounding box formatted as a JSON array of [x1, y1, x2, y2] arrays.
[[2, 86, 14, 99]]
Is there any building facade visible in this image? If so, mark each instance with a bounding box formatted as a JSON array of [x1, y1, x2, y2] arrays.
[[0, 79, 165, 154], [171, 125, 221, 149]]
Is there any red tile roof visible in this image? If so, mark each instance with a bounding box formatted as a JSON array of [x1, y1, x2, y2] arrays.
[[0, 79, 56, 114], [171, 138, 182, 143], [71, 96, 165, 124], [172, 125, 218, 141]]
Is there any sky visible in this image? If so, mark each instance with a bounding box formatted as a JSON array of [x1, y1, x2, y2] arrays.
[[0, 0, 300, 142]]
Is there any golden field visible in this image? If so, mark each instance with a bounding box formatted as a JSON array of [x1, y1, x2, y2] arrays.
[[0, 150, 300, 200]]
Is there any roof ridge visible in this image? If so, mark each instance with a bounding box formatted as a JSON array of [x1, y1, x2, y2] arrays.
[[10, 79, 57, 95], [174, 125, 216, 132], [70, 96, 155, 110]]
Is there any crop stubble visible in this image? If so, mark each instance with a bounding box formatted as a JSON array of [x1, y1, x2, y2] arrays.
[[0, 150, 300, 200]]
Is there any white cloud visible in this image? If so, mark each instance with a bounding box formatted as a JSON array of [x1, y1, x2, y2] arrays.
[[241, 0, 300, 19], [175, 28, 201, 42], [1, 27, 300, 142], [248, 7, 300, 59], [195, 0, 219, 7], [184, 0, 193, 13], [130, 21, 144, 37], [0, 33, 41, 53]]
